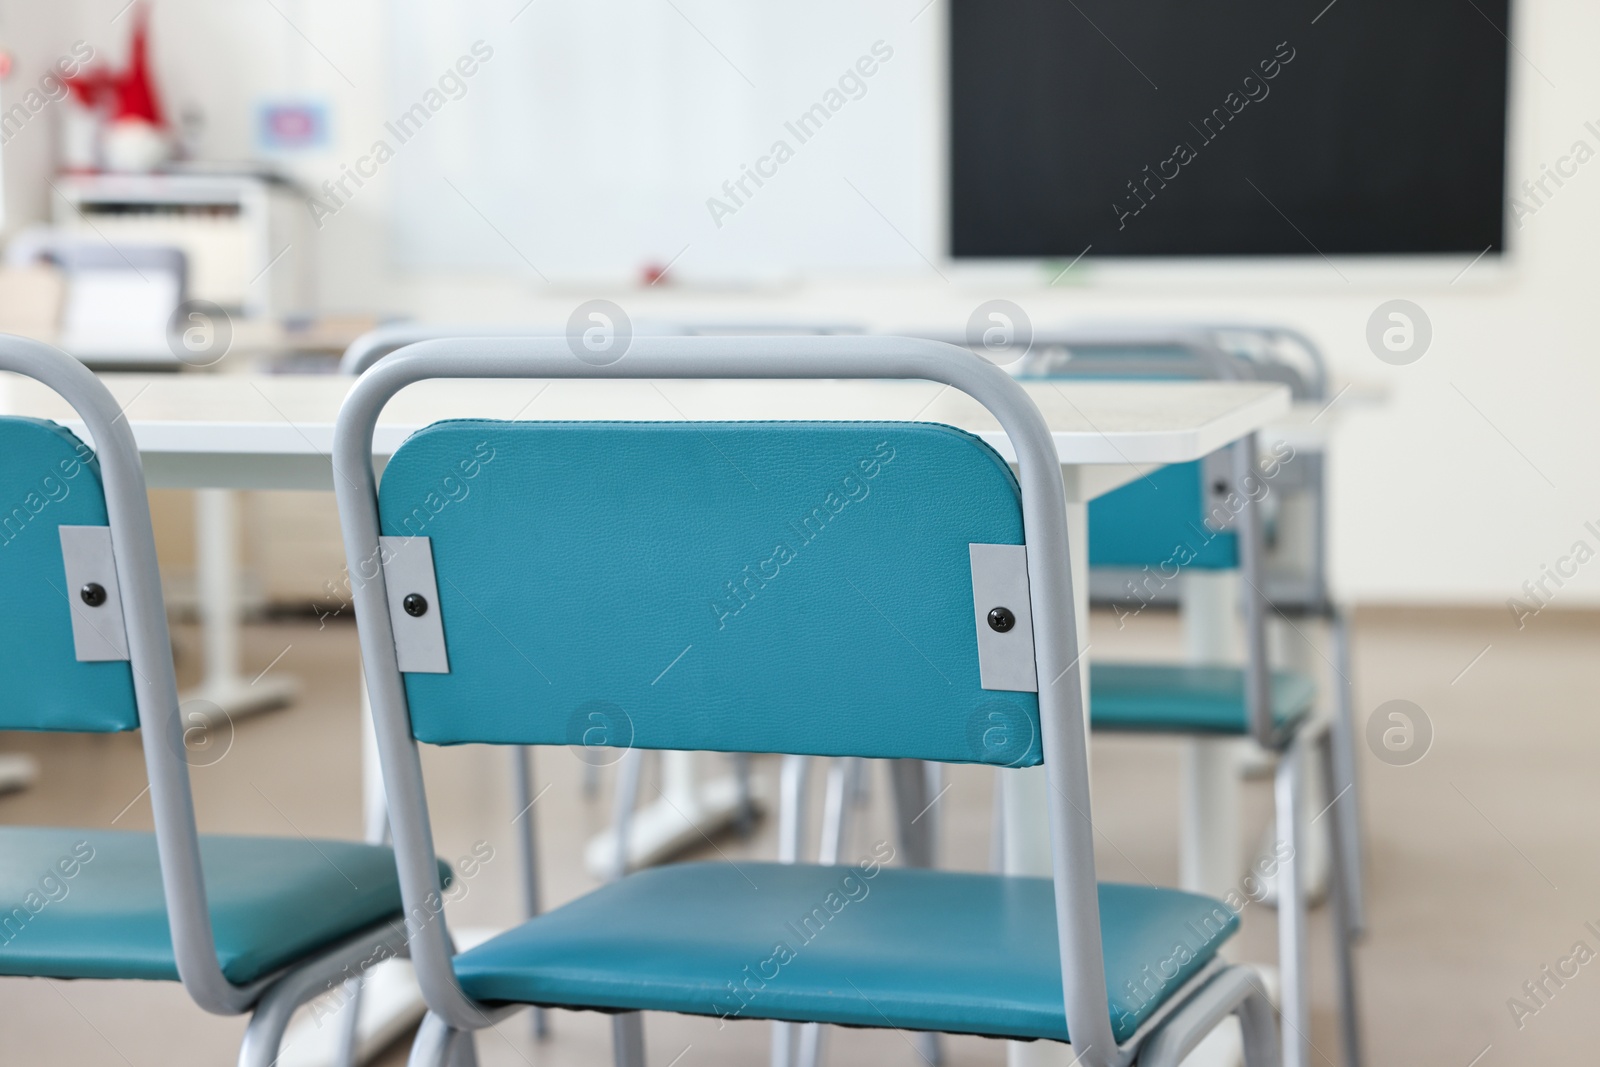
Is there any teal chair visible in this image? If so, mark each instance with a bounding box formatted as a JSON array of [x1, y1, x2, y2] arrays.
[[1030, 327, 1365, 949], [333, 335, 1281, 1067], [0, 336, 424, 1067], [1086, 442, 1360, 1067]]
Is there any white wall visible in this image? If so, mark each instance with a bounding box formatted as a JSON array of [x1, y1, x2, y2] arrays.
[[4, 0, 1599, 613]]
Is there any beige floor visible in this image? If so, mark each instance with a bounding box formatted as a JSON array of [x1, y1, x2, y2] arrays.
[[1, 604, 1593, 1066]]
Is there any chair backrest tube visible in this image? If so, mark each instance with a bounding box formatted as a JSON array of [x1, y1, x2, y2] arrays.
[[0, 335, 259, 1014], [339, 324, 559, 376], [331, 335, 1119, 1062], [340, 321, 691, 376]]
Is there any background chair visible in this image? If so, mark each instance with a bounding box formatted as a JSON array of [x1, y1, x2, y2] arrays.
[[0, 335, 421, 1067], [1024, 325, 1364, 938], [788, 324, 1362, 1067], [332, 334, 1282, 1067], [1080, 434, 1358, 1067]]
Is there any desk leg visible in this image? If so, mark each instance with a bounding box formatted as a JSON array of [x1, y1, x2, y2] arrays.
[[1179, 571, 1246, 897], [1005, 500, 1087, 1067], [180, 489, 296, 723], [1177, 571, 1258, 1067]]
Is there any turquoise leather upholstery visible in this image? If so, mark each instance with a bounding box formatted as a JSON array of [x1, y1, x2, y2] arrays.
[[0, 827, 431, 984], [379, 421, 1041, 766], [452, 862, 1238, 1044], [1092, 663, 1315, 735], [1087, 461, 1237, 571], [0, 419, 139, 732], [1082, 431, 1316, 738]]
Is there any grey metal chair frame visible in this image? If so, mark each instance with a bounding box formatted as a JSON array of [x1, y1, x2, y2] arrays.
[[1015, 324, 1367, 945], [785, 396, 1360, 1067], [0, 335, 405, 1067], [339, 321, 864, 376], [331, 335, 1281, 1067]]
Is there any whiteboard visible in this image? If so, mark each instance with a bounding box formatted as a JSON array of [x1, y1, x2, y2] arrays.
[[383, 0, 942, 284]]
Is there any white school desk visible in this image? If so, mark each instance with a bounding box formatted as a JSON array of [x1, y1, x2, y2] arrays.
[[0, 371, 1289, 1067]]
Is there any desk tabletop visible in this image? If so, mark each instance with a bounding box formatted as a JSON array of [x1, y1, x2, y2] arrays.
[[0, 372, 1289, 494]]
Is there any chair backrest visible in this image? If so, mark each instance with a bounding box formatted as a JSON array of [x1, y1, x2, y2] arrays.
[[379, 419, 1038, 765], [340, 324, 573, 376], [1087, 459, 1239, 572], [334, 335, 1117, 1061], [977, 326, 1309, 585], [0, 417, 139, 731], [1042, 332, 1280, 747], [0, 335, 268, 1016]]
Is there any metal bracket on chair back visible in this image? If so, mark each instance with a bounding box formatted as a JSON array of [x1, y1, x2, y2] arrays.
[[59, 525, 130, 662], [969, 543, 1038, 692], [379, 536, 449, 674], [1200, 447, 1238, 531]]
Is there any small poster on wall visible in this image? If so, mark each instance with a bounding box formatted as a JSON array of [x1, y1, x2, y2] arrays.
[[257, 99, 330, 152]]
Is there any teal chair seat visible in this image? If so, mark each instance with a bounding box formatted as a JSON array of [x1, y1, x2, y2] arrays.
[[0, 827, 421, 984], [1091, 663, 1316, 735], [452, 862, 1238, 1044]]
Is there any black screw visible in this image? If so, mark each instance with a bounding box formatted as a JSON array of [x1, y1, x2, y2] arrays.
[[1213, 480, 1229, 495], [403, 593, 429, 618], [80, 583, 107, 607], [987, 606, 1016, 633]]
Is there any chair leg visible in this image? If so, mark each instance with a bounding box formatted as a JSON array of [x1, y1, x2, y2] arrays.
[[238, 928, 408, 1067], [510, 746, 549, 1038], [732, 751, 757, 836], [989, 767, 1006, 872], [1236, 975, 1283, 1067], [886, 761, 944, 1066], [1276, 739, 1310, 1067], [613, 1011, 647, 1067], [778, 754, 810, 863], [408, 1012, 463, 1067], [334, 976, 363, 1067], [793, 757, 863, 1067], [888, 759, 935, 869], [922, 761, 944, 857], [1328, 606, 1367, 937], [819, 757, 860, 865], [1134, 966, 1281, 1067], [796, 1019, 825, 1067], [1318, 732, 1364, 1067], [772, 1020, 797, 1067], [771, 754, 810, 1067], [610, 747, 645, 881], [447, 1027, 479, 1067]]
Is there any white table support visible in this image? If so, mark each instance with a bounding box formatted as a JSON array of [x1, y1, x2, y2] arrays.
[[180, 488, 297, 725], [0, 753, 39, 795], [1180, 571, 1248, 897]]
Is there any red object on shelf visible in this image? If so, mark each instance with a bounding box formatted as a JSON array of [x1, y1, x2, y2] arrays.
[[63, 2, 166, 127]]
